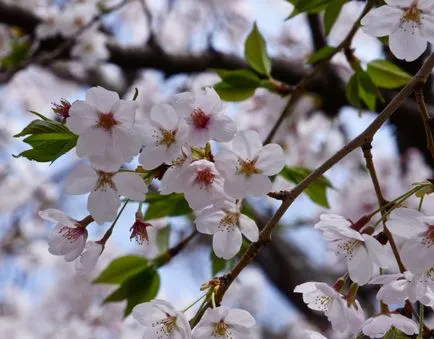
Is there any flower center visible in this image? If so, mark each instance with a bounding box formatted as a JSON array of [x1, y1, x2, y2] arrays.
[[52, 99, 71, 120], [194, 167, 215, 190], [152, 314, 177, 337], [83, 42, 94, 52], [337, 239, 362, 259], [95, 172, 116, 191], [73, 16, 85, 29], [214, 320, 228, 336], [422, 225, 434, 248], [238, 158, 260, 176], [314, 295, 331, 311], [59, 226, 86, 242], [159, 129, 177, 147], [191, 109, 210, 129], [162, 315, 177, 333], [130, 219, 153, 245], [220, 211, 240, 227], [97, 112, 118, 131], [403, 4, 422, 23]]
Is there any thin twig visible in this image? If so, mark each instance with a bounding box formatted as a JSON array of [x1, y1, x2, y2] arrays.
[[415, 87, 434, 159]]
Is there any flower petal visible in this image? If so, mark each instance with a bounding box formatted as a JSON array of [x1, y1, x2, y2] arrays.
[[232, 130, 263, 159], [213, 227, 242, 259], [239, 214, 259, 242], [76, 127, 111, 158], [389, 23, 427, 61], [87, 188, 120, 224], [86, 86, 119, 113], [67, 101, 98, 134], [112, 172, 147, 201], [255, 143, 284, 175], [64, 162, 98, 195], [361, 6, 402, 37], [150, 103, 179, 130]]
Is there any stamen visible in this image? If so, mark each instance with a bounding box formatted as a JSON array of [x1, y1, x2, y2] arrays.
[[237, 158, 260, 176], [97, 112, 118, 131], [194, 167, 215, 191], [191, 109, 210, 129]]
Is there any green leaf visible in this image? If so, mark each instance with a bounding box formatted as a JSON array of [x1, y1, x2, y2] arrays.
[[288, 0, 335, 18], [357, 70, 380, 111], [367, 59, 412, 89], [244, 23, 271, 77], [104, 266, 160, 317], [384, 327, 411, 339], [93, 255, 149, 284], [144, 193, 192, 219], [308, 46, 336, 64], [156, 226, 170, 252], [29, 111, 50, 121], [324, 0, 345, 35], [346, 74, 361, 108], [211, 251, 227, 276], [213, 68, 261, 102], [1, 39, 31, 68], [13, 119, 77, 163], [280, 166, 332, 208]]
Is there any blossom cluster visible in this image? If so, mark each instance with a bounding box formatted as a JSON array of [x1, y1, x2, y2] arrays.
[[295, 205, 434, 338]]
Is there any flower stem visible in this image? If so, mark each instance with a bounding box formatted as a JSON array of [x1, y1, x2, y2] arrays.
[[182, 294, 207, 313], [97, 199, 129, 245]]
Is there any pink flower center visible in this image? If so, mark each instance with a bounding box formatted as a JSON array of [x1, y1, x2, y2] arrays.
[[191, 109, 210, 129], [52, 99, 71, 120], [130, 219, 153, 244], [194, 167, 215, 190], [59, 226, 86, 242], [215, 320, 228, 336], [403, 4, 421, 23], [238, 158, 260, 176], [97, 112, 118, 131], [158, 129, 177, 147], [95, 172, 116, 191], [422, 225, 434, 247], [73, 17, 85, 29]]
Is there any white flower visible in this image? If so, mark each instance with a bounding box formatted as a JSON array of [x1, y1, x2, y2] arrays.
[[181, 160, 226, 210], [371, 269, 434, 305], [65, 162, 147, 224], [66, 86, 141, 172], [39, 209, 88, 261], [195, 199, 259, 259], [139, 103, 188, 170], [174, 88, 237, 147], [294, 282, 365, 334], [35, 6, 61, 39], [71, 30, 109, 68], [132, 299, 192, 339], [192, 306, 256, 339], [57, 3, 97, 37], [160, 151, 191, 195], [388, 208, 434, 273], [361, 0, 434, 61], [314, 214, 389, 285], [214, 130, 284, 199], [75, 241, 103, 275], [362, 313, 419, 338]]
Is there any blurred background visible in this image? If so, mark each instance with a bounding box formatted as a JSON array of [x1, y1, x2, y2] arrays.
[[0, 0, 434, 338]]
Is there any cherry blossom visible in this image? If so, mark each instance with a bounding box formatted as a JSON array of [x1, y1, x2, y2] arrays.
[[361, 0, 434, 61], [314, 214, 389, 285], [362, 313, 419, 338], [195, 199, 258, 259], [71, 30, 109, 68], [65, 162, 147, 224], [173, 88, 237, 147], [160, 151, 191, 195], [304, 330, 328, 339], [388, 208, 434, 273], [214, 130, 284, 199], [35, 6, 61, 39], [139, 103, 188, 170], [371, 270, 434, 305], [294, 282, 364, 334], [39, 209, 88, 262], [75, 241, 103, 275], [192, 306, 256, 339], [66, 86, 141, 172], [132, 299, 192, 339], [181, 160, 226, 210], [57, 3, 97, 37]]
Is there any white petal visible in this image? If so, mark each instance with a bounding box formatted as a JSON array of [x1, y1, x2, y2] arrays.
[[87, 188, 120, 224], [139, 146, 172, 170], [232, 130, 263, 159], [86, 86, 119, 113], [150, 103, 179, 130], [363, 234, 389, 268], [223, 175, 248, 199], [245, 174, 272, 196], [76, 127, 111, 158], [39, 209, 77, 228], [195, 208, 225, 234], [112, 99, 137, 126], [133, 302, 166, 325], [255, 144, 285, 175], [195, 87, 221, 115], [214, 150, 238, 178], [63, 236, 87, 262], [67, 101, 98, 134], [111, 126, 141, 160], [112, 172, 147, 201], [239, 214, 259, 242], [389, 22, 427, 61], [347, 245, 373, 285], [376, 280, 409, 304], [75, 241, 102, 274], [225, 308, 256, 331], [213, 227, 242, 259], [88, 149, 123, 172], [385, 0, 413, 6], [64, 162, 98, 195], [361, 6, 402, 37], [209, 114, 237, 142], [421, 15, 434, 42]]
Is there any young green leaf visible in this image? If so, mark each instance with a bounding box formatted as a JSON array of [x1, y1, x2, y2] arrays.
[[14, 119, 78, 163], [308, 46, 336, 64], [346, 74, 361, 108], [357, 70, 381, 112], [288, 0, 335, 18], [324, 0, 345, 35], [213, 68, 261, 102], [214, 82, 257, 102], [93, 255, 149, 284], [144, 193, 192, 219], [156, 226, 171, 253], [367, 59, 412, 89], [384, 327, 411, 339], [280, 166, 333, 208], [104, 266, 160, 317], [244, 23, 272, 77], [211, 251, 228, 276]]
